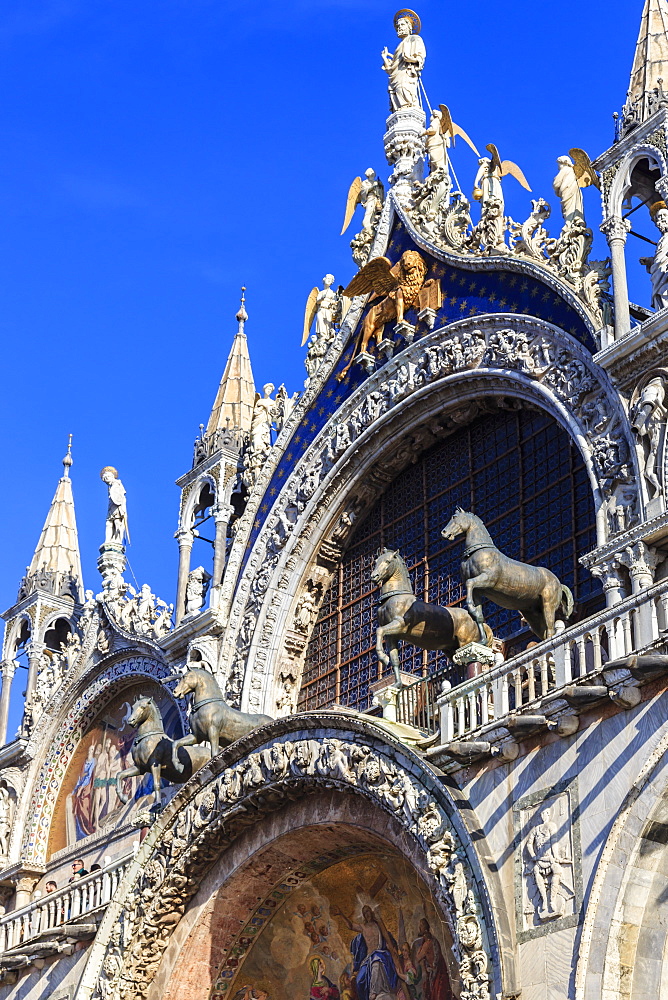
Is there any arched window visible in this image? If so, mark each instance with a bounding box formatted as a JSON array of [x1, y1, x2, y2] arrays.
[[300, 406, 602, 712]]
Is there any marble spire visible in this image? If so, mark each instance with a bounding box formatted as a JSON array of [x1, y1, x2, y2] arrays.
[[23, 436, 84, 602], [628, 0, 668, 121], [206, 288, 256, 437]]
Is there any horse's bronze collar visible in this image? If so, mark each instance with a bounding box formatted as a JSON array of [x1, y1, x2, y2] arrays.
[[463, 542, 497, 559], [378, 590, 414, 603], [133, 730, 166, 745], [192, 696, 226, 712]]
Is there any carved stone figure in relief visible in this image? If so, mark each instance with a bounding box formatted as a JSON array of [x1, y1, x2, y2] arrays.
[[100, 466, 129, 545], [382, 11, 426, 111], [642, 202, 668, 311], [0, 784, 11, 857], [185, 566, 211, 617], [525, 805, 572, 921], [631, 374, 666, 498]]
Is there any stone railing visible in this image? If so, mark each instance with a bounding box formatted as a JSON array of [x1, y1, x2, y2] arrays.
[[437, 579, 668, 743], [393, 579, 668, 744], [0, 854, 132, 958]]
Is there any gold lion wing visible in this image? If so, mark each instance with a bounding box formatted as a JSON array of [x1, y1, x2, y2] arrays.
[[301, 286, 319, 347], [569, 147, 601, 190], [340, 176, 363, 235], [343, 256, 398, 298]]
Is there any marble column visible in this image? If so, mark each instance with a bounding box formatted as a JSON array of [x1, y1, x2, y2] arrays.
[[591, 560, 626, 607], [0, 661, 16, 747], [617, 542, 663, 647], [14, 876, 38, 910], [210, 504, 235, 608], [25, 641, 44, 704], [175, 528, 194, 625], [601, 216, 631, 342]]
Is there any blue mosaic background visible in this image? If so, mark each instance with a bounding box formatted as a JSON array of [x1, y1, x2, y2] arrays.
[[244, 219, 596, 561]]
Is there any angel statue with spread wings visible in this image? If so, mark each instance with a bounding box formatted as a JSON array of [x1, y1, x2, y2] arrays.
[[553, 148, 600, 225], [337, 250, 428, 381], [473, 143, 532, 219], [425, 104, 479, 175], [341, 169, 385, 238], [302, 276, 349, 383]]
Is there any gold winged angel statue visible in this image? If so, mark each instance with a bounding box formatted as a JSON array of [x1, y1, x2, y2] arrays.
[[340, 168, 385, 237], [336, 250, 428, 380], [473, 142, 532, 218], [553, 148, 600, 224], [437, 104, 479, 158]]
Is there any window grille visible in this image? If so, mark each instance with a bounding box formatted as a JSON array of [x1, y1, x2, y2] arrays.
[[299, 407, 602, 712]]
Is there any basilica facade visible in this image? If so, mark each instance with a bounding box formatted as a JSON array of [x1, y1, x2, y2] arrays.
[[2, 4, 668, 999]]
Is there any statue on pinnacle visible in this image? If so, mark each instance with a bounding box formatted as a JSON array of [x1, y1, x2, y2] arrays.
[[382, 10, 426, 112], [100, 466, 130, 545]]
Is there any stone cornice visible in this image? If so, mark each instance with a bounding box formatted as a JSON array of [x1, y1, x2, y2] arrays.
[[593, 310, 668, 388]]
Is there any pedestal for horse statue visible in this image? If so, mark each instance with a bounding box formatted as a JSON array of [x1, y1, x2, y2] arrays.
[[453, 642, 497, 667]]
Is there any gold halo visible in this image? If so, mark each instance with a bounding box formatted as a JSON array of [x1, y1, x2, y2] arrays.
[[394, 8, 421, 33], [100, 466, 118, 479], [650, 200, 668, 220]]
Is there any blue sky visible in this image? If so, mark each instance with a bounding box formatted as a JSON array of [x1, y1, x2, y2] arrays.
[[0, 0, 649, 665]]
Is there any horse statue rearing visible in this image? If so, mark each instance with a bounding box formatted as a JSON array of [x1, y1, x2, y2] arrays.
[[115, 696, 210, 808], [372, 548, 493, 685], [441, 508, 574, 641], [166, 666, 273, 771]]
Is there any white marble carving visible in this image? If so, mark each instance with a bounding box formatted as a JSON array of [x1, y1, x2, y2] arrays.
[[382, 13, 426, 111]]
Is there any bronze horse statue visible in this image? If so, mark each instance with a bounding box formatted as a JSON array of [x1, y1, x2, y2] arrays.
[[116, 696, 210, 808], [166, 666, 273, 771], [441, 508, 574, 641], [372, 548, 493, 684]]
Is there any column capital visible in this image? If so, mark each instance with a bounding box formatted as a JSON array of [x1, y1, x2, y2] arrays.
[[174, 528, 194, 546], [213, 504, 235, 523], [615, 541, 664, 591], [0, 659, 17, 679], [601, 215, 632, 243]]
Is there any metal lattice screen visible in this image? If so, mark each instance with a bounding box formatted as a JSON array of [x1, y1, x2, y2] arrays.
[[299, 406, 602, 712]]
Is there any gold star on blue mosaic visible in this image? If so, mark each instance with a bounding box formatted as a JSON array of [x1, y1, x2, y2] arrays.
[[459, 300, 468, 312], [521, 282, 529, 292], [294, 435, 301, 444], [458, 276, 467, 286], [270, 487, 277, 496], [469, 305, 478, 315], [261, 504, 269, 513], [468, 281, 477, 292], [479, 287, 487, 297], [569, 326, 578, 335], [318, 406, 325, 416], [499, 298, 507, 308], [542, 292, 550, 302], [508, 276, 518, 287], [278, 469, 285, 478], [449, 296, 457, 306], [335, 395, 343, 404], [287, 452, 293, 461], [488, 293, 496, 303], [254, 519, 261, 529], [326, 389, 333, 397], [530, 287, 539, 298], [310, 423, 317, 431]]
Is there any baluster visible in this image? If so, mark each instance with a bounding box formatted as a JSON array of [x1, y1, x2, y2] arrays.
[[605, 620, 617, 661], [513, 668, 523, 708], [441, 696, 454, 743], [527, 662, 536, 702], [541, 655, 550, 694], [660, 591, 668, 632], [456, 696, 465, 736], [576, 637, 587, 678], [651, 596, 660, 640], [622, 612, 633, 654], [468, 690, 477, 732], [592, 631, 602, 673], [485, 681, 493, 722]]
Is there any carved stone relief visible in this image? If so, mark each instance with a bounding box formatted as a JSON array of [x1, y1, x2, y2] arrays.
[[514, 784, 581, 942]]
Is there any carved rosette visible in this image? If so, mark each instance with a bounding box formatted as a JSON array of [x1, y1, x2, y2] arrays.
[[84, 721, 495, 1000]]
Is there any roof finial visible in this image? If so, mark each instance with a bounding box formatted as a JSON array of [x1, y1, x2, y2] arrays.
[[62, 433, 73, 478], [236, 286, 248, 329]]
